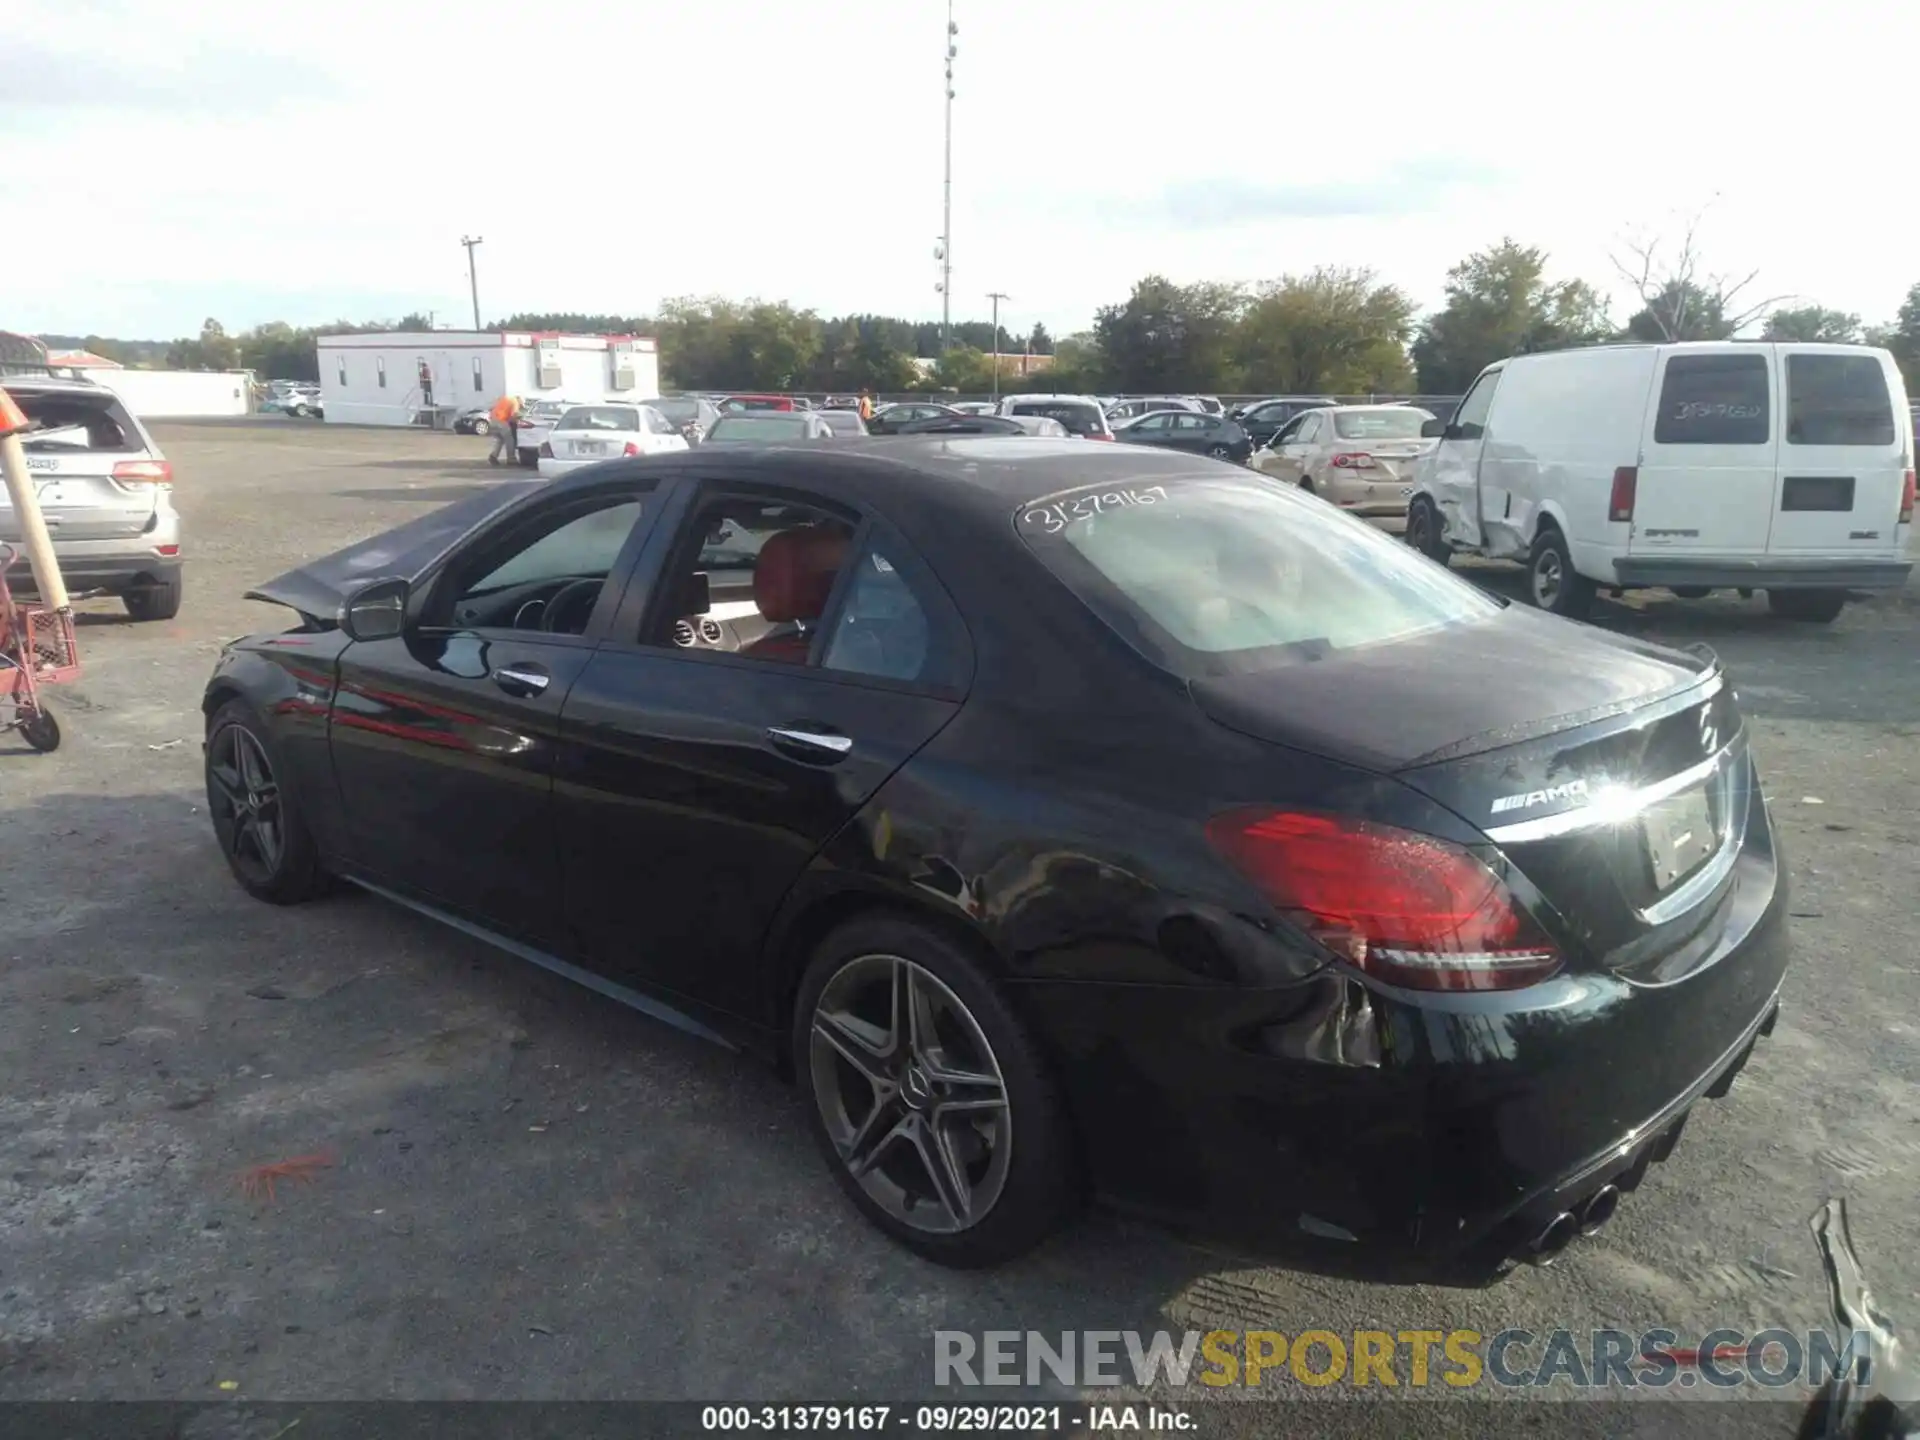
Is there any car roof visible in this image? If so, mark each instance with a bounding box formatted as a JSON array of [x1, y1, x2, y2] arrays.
[[1002, 393, 1101, 406], [3, 375, 113, 397]]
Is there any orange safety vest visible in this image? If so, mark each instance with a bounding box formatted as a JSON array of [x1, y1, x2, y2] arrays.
[[489, 395, 520, 424]]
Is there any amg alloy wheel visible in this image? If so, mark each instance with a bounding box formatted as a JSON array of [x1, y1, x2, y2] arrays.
[[795, 917, 1076, 1266], [205, 701, 330, 904], [809, 954, 1012, 1236]]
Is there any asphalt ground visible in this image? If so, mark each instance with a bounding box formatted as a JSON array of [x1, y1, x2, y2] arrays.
[[1, 417, 1915, 1434]]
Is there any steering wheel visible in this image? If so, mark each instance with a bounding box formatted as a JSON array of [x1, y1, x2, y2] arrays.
[[540, 577, 603, 634]]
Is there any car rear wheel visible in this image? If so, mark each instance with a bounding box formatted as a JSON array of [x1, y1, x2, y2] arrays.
[[1206, 444, 1231, 460], [1527, 525, 1595, 619], [123, 572, 183, 622], [205, 700, 331, 904], [794, 914, 1078, 1267], [1767, 588, 1847, 623]]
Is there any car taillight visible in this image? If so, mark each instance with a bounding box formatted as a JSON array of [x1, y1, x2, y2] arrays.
[[1203, 808, 1560, 992], [111, 460, 173, 487], [1330, 452, 1375, 469], [538, 441, 554, 458], [1089, 432, 1113, 442], [622, 441, 640, 456], [1609, 465, 1638, 523], [1900, 469, 1914, 524]]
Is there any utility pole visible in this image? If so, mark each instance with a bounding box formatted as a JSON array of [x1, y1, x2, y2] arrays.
[[939, 1, 956, 354], [460, 236, 484, 331], [987, 292, 1009, 400]]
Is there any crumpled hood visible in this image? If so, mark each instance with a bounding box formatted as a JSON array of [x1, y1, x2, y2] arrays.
[[245, 481, 542, 621]]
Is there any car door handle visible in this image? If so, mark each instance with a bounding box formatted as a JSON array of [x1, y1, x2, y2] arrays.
[[767, 725, 853, 760], [493, 663, 550, 697]]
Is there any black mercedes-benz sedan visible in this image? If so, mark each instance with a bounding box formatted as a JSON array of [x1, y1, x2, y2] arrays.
[[202, 440, 1789, 1279]]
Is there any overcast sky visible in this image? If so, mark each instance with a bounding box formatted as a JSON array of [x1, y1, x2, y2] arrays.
[[4, 0, 1913, 342]]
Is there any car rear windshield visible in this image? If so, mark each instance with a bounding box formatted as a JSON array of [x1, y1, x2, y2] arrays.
[[1653, 354, 1769, 445], [1786, 353, 1897, 446], [1010, 402, 1103, 436], [819, 412, 864, 434], [649, 397, 699, 423], [15, 392, 141, 452], [557, 406, 641, 431], [710, 416, 808, 440], [1017, 474, 1498, 675], [1332, 409, 1429, 441]]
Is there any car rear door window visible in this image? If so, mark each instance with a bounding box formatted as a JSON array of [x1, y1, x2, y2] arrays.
[[1173, 414, 1208, 431], [1785, 353, 1896, 446], [1652, 353, 1770, 445]]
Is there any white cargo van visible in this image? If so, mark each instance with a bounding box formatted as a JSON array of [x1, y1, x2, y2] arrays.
[[1405, 342, 1915, 622]]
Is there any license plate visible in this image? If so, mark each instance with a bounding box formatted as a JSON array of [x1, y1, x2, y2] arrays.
[[574, 441, 606, 456], [1642, 786, 1718, 891]]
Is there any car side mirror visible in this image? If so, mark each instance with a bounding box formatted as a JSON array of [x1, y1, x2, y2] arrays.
[[339, 577, 410, 641], [1419, 417, 1447, 440]]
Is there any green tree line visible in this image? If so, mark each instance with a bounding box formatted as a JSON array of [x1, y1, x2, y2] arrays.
[[46, 240, 1920, 397]]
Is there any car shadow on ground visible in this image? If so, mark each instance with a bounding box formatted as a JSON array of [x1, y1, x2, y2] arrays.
[[363, 458, 499, 473]]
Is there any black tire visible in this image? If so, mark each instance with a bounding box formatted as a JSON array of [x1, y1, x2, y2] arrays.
[[793, 913, 1078, 1267], [1526, 524, 1595, 618], [124, 571, 183, 622], [1768, 588, 1847, 623], [19, 706, 59, 752], [1406, 495, 1451, 565], [1206, 444, 1231, 460], [205, 699, 330, 904]]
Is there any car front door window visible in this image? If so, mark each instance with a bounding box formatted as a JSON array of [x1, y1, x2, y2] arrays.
[[1450, 372, 1501, 441], [442, 495, 649, 635]]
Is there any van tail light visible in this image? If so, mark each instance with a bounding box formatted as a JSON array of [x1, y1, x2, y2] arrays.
[[1900, 469, 1914, 524], [1609, 465, 1638, 523], [622, 441, 641, 456], [1330, 452, 1376, 469], [1203, 808, 1561, 992], [538, 441, 554, 459], [110, 460, 173, 488]]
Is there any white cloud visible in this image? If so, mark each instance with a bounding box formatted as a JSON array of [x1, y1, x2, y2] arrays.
[[3, 0, 1914, 340]]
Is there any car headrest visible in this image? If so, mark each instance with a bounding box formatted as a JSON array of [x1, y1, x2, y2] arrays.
[[754, 526, 849, 623]]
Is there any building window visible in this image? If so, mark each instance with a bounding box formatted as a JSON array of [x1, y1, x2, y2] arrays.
[[472, 357, 484, 392], [377, 356, 387, 389], [336, 359, 346, 386]]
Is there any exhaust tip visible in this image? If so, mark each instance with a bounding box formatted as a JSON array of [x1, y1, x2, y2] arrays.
[[1579, 1185, 1621, 1236], [1527, 1212, 1579, 1265]]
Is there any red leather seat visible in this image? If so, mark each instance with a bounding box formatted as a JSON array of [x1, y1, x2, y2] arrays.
[[741, 526, 849, 662]]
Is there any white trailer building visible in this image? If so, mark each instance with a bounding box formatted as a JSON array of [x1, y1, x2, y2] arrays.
[[315, 330, 662, 428]]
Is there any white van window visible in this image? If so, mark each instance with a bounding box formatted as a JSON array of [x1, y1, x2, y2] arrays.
[[1653, 354, 1769, 445], [1785, 354, 1896, 447], [1451, 371, 1501, 440]]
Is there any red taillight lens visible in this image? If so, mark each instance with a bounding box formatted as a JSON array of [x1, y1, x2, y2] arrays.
[[1609, 465, 1638, 523], [1203, 808, 1560, 992], [1090, 432, 1113, 441], [622, 441, 640, 456], [1330, 452, 1375, 469], [538, 441, 554, 458], [1900, 469, 1914, 524], [111, 460, 173, 487]]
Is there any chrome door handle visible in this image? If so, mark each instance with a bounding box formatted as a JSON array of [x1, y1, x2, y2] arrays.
[[493, 663, 550, 696], [767, 726, 853, 758]]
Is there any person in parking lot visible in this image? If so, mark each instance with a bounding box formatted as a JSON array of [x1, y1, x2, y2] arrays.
[[487, 394, 522, 465], [857, 389, 875, 423]]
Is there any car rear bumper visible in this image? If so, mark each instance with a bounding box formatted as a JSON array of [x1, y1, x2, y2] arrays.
[[1611, 555, 1914, 589], [4, 549, 181, 595], [1010, 831, 1790, 1284]]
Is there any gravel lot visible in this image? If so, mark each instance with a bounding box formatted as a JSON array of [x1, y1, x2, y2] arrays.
[[2, 418, 1916, 1428]]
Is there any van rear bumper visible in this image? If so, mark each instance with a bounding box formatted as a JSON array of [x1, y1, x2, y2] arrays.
[[1612, 556, 1913, 590]]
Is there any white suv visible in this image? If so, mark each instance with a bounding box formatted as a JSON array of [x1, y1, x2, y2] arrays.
[[1, 376, 184, 620]]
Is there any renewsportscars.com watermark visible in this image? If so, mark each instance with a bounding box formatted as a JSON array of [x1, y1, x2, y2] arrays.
[[934, 1328, 1874, 1391]]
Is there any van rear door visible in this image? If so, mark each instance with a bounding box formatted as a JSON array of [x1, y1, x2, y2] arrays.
[[1631, 348, 1777, 558], [1767, 347, 1911, 559]]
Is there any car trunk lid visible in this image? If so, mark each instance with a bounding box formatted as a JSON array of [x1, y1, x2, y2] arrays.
[[0, 390, 160, 542], [1191, 606, 1740, 977]]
